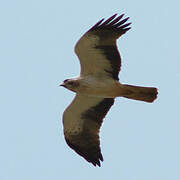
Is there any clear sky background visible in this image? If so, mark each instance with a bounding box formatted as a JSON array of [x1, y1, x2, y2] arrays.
[[1, 0, 180, 179]]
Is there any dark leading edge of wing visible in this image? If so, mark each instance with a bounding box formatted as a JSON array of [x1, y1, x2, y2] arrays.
[[66, 98, 114, 167], [88, 14, 131, 80]]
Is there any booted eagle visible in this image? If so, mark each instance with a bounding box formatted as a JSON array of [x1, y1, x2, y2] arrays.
[[60, 14, 158, 167]]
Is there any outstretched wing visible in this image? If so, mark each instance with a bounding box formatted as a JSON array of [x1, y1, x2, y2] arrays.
[[75, 14, 131, 80], [63, 95, 114, 167]]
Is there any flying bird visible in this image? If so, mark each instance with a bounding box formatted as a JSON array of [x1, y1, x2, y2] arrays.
[[60, 14, 158, 167]]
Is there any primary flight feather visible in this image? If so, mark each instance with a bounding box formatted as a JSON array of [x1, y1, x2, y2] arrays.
[[60, 14, 158, 167]]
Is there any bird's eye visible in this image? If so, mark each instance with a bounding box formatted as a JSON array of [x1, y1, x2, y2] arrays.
[[63, 79, 69, 83]]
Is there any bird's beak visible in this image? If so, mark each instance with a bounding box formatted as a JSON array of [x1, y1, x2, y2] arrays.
[[59, 83, 65, 87]]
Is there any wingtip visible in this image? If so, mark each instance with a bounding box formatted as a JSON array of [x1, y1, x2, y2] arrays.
[[119, 22, 132, 29], [100, 14, 118, 26], [112, 13, 118, 18], [120, 13, 125, 17], [92, 160, 101, 167], [124, 27, 131, 32], [90, 153, 103, 167], [88, 18, 104, 31], [88, 13, 131, 33], [108, 13, 118, 19]]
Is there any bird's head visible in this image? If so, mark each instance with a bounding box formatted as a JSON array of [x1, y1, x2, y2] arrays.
[[60, 79, 80, 92]]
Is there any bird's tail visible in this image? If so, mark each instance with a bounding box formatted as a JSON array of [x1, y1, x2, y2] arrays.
[[121, 84, 158, 103]]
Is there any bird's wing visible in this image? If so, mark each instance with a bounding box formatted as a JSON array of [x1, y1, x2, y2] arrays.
[[63, 95, 114, 167], [75, 14, 131, 80]]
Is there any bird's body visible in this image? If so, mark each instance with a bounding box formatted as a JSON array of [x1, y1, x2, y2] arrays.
[[60, 14, 158, 167], [65, 76, 124, 98]]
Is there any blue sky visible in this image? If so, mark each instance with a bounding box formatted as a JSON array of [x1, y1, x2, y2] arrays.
[[1, 0, 180, 179]]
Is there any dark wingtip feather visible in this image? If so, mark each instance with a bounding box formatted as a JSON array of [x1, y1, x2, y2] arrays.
[[119, 22, 132, 29], [96, 160, 101, 167], [89, 18, 104, 31], [123, 27, 131, 33], [89, 157, 102, 167], [90, 153, 103, 167], [113, 17, 130, 27], [108, 13, 125, 26], [88, 13, 131, 35], [100, 14, 117, 26], [65, 137, 104, 167], [100, 154, 104, 161]]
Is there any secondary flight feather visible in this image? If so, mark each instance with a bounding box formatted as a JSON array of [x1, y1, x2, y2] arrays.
[[60, 13, 158, 167]]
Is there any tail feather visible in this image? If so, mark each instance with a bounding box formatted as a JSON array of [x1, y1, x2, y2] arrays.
[[122, 84, 158, 103]]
